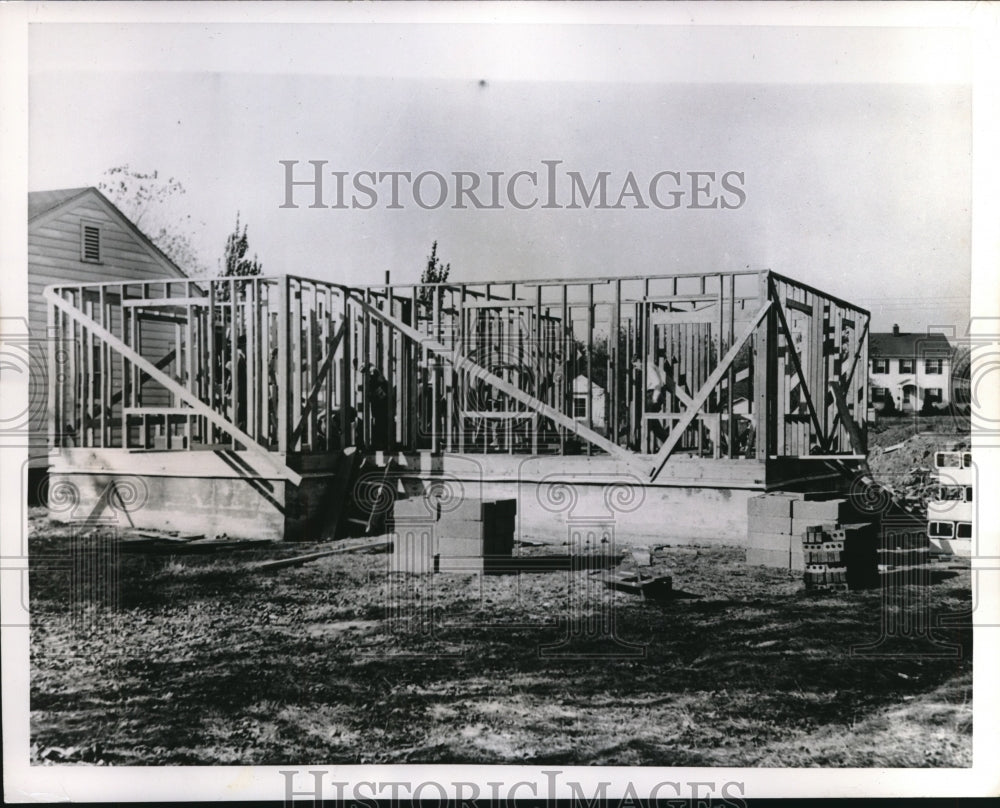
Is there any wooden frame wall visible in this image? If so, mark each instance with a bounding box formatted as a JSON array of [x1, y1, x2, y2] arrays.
[[47, 269, 869, 475]]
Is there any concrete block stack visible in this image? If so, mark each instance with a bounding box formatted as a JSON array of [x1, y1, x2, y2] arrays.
[[802, 522, 880, 591], [746, 494, 878, 589], [437, 499, 516, 574], [388, 494, 439, 574], [746, 492, 806, 571], [389, 522, 438, 574], [389, 496, 516, 574]]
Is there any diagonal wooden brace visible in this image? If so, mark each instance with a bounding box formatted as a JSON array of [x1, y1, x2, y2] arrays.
[[828, 379, 869, 460], [649, 300, 772, 482], [45, 288, 302, 486], [291, 318, 347, 447], [827, 316, 869, 445], [768, 277, 829, 453], [347, 290, 641, 468]]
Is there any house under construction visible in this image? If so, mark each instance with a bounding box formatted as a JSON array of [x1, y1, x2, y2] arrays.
[[44, 269, 870, 544]]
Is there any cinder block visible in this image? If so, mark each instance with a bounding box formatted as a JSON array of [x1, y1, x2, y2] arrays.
[[747, 530, 791, 552], [805, 548, 844, 565], [437, 556, 484, 575], [438, 498, 485, 522], [437, 535, 485, 556], [437, 517, 512, 538], [800, 524, 834, 546], [792, 498, 859, 523], [484, 530, 514, 557], [439, 497, 517, 524], [748, 515, 794, 535], [748, 492, 804, 518], [390, 527, 436, 574], [393, 496, 440, 521], [793, 519, 836, 538]]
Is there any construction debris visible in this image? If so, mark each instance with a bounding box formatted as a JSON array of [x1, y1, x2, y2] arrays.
[[118, 528, 268, 554]]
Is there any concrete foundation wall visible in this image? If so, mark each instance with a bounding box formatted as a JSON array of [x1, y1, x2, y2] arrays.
[[490, 480, 757, 545], [47, 471, 288, 540], [394, 453, 768, 547], [47, 447, 851, 545], [48, 448, 353, 541]]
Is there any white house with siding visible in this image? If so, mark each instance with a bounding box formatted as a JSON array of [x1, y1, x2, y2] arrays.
[[27, 187, 186, 492], [868, 325, 952, 414]]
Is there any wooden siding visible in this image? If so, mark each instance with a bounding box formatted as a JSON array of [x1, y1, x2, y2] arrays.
[[28, 190, 185, 466]]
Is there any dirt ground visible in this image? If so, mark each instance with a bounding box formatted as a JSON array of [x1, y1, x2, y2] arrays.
[[867, 414, 970, 481], [29, 508, 971, 767]]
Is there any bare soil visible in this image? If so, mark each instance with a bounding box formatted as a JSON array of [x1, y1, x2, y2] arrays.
[[28, 508, 971, 767], [867, 414, 970, 481]]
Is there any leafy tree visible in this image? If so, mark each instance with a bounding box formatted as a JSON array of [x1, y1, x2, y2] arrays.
[[421, 241, 450, 285], [222, 212, 263, 278], [98, 165, 207, 274], [419, 241, 450, 311]]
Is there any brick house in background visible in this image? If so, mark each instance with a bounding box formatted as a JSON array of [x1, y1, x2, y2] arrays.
[[868, 324, 952, 414], [27, 187, 187, 497]]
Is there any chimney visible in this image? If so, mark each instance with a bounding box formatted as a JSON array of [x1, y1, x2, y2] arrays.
[[892, 324, 900, 336]]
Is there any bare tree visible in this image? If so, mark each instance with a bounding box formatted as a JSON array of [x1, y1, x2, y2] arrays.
[[98, 165, 208, 274]]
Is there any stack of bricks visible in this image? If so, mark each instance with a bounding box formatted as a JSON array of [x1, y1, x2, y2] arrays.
[[802, 522, 879, 590], [437, 499, 516, 574], [389, 496, 516, 574], [746, 494, 877, 581]]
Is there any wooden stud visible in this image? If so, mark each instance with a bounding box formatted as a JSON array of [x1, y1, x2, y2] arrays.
[[291, 319, 347, 445], [45, 288, 302, 485], [753, 274, 770, 461], [185, 286, 194, 448], [47, 296, 57, 452], [276, 276, 290, 453], [611, 279, 621, 448], [533, 285, 542, 454], [768, 277, 828, 454], [457, 285, 466, 453], [727, 274, 735, 458], [340, 290, 352, 448], [348, 289, 638, 466], [651, 300, 772, 480], [586, 283, 594, 455]]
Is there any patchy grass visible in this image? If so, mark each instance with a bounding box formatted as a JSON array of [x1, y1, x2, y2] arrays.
[[29, 514, 971, 766]]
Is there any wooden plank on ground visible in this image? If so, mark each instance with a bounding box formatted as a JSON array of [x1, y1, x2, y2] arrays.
[[252, 537, 392, 571]]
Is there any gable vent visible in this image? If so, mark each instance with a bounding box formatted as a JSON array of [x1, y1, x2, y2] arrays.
[[81, 223, 101, 262]]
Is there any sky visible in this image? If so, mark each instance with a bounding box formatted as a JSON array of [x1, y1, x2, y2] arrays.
[[26, 21, 973, 333]]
